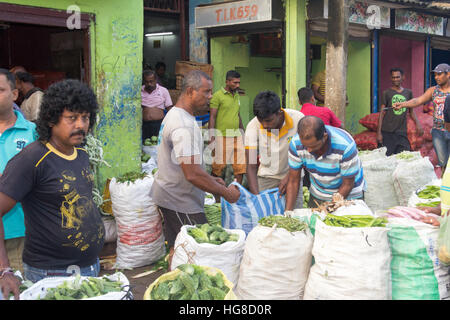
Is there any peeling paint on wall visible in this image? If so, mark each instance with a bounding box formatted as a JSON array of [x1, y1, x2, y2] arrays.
[[3, 0, 144, 191]]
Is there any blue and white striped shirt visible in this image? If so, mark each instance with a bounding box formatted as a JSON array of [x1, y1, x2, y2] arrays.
[[288, 126, 366, 201]]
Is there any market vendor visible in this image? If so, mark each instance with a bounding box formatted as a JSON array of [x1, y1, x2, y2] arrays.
[[150, 70, 240, 268], [141, 69, 173, 142], [285, 116, 366, 210], [245, 90, 304, 208], [0, 80, 105, 300]]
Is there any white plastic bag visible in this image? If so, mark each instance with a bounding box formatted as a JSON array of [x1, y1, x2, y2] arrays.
[[141, 157, 158, 176], [235, 223, 313, 300], [142, 145, 158, 164], [387, 217, 450, 300], [171, 225, 246, 286], [303, 219, 391, 300], [109, 174, 165, 268], [407, 179, 442, 208], [332, 200, 374, 217], [102, 216, 117, 244], [20, 272, 132, 300], [392, 156, 437, 206], [204, 193, 216, 206], [362, 156, 399, 212]]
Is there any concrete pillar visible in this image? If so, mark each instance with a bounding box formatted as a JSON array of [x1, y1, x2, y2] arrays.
[[325, 0, 349, 123], [285, 0, 307, 110]]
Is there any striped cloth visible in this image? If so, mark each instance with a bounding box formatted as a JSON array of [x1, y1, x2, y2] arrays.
[[288, 125, 366, 201]]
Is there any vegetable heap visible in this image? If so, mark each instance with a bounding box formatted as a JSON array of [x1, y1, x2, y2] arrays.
[[144, 136, 158, 146], [303, 186, 310, 208], [115, 171, 148, 185], [141, 151, 151, 163], [416, 201, 440, 207], [417, 185, 440, 199], [323, 214, 387, 228], [258, 215, 307, 232], [204, 203, 221, 226], [394, 151, 416, 160], [40, 275, 123, 300], [150, 264, 230, 300], [187, 223, 239, 245]]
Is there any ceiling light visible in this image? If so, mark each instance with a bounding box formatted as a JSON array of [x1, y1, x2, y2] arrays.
[[145, 32, 174, 37]]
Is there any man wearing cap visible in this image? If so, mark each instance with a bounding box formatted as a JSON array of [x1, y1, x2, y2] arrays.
[[394, 63, 450, 175]]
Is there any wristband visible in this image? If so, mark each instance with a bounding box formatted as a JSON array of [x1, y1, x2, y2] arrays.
[[0, 267, 14, 279]]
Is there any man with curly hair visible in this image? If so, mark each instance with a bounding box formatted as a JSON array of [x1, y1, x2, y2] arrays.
[[0, 79, 105, 299]]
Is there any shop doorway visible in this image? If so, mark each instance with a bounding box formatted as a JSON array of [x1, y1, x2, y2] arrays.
[[0, 3, 92, 89]]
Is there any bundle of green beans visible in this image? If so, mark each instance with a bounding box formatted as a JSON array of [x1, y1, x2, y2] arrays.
[[417, 185, 440, 199], [323, 214, 387, 228], [39, 275, 123, 300], [258, 215, 307, 232], [204, 203, 221, 226]]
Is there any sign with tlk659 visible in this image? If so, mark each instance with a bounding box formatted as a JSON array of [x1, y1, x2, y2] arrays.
[[195, 0, 272, 29]]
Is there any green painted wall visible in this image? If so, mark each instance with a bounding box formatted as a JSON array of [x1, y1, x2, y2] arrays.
[[346, 40, 371, 134], [307, 37, 371, 134], [3, 0, 143, 190], [210, 36, 282, 128]]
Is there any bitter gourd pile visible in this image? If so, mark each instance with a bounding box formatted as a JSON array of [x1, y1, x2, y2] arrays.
[[39, 275, 123, 300], [150, 264, 230, 300], [187, 223, 239, 245]]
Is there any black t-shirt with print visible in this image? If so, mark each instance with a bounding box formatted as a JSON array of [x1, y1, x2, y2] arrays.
[[0, 141, 105, 269], [381, 88, 413, 133]]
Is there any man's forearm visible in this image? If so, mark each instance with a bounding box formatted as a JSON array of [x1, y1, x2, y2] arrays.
[[285, 169, 301, 211], [186, 166, 232, 198], [246, 164, 259, 194], [338, 178, 355, 199], [0, 220, 10, 269]]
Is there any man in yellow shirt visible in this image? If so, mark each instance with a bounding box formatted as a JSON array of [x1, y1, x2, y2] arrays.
[[209, 70, 246, 184], [245, 91, 304, 207]]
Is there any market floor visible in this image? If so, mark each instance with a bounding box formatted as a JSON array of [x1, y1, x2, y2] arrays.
[[98, 242, 168, 300]]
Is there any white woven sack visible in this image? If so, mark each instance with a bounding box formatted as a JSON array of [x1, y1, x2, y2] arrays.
[[392, 156, 437, 206], [20, 272, 132, 300], [362, 156, 399, 212], [407, 179, 442, 208], [235, 224, 313, 300], [304, 219, 391, 300], [358, 147, 388, 163], [171, 225, 246, 286], [109, 175, 165, 268], [387, 217, 450, 300]]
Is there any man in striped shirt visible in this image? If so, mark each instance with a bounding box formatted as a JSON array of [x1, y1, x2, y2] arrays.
[[285, 116, 365, 210]]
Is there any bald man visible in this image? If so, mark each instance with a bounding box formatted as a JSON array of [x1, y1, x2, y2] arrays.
[[285, 116, 366, 210]]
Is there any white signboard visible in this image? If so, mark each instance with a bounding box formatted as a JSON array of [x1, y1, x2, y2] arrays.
[[195, 0, 272, 29]]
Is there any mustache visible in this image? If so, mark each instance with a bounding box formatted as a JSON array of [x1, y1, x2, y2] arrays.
[[70, 130, 86, 137]]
